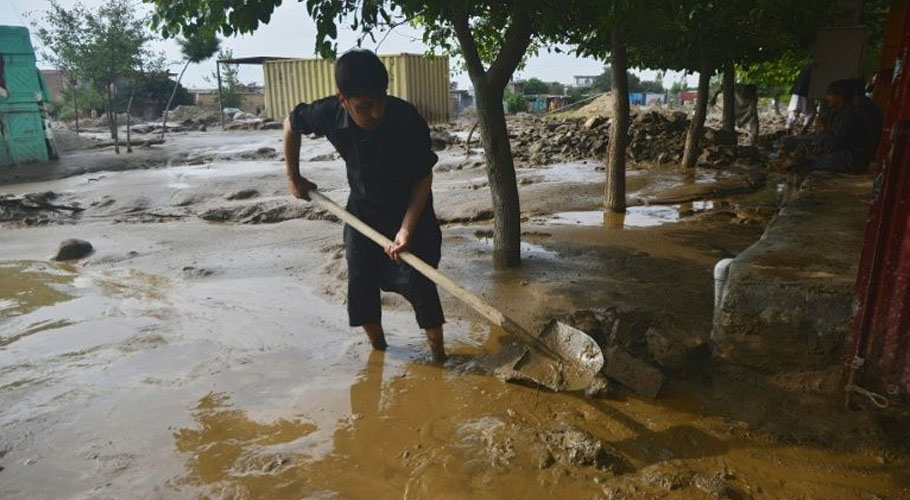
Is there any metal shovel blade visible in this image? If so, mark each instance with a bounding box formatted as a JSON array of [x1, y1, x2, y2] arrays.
[[488, 321, 604, 392]]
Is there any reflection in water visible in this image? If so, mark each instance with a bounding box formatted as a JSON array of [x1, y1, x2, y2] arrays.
[[603, 210, 625, 229], [172, 392, 318, 498], [170, 347, 905, 499]]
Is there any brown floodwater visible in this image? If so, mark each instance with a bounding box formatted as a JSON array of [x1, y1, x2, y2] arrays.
[[1, 260, 908, 499], [1, 133, 908, 498]]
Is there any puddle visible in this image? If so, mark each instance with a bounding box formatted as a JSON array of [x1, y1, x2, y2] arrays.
[[544, 201, 724, 229], [547, 206, 679, 228], [0, 261, 76, 318]]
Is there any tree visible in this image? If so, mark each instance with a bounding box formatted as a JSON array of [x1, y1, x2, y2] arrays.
[[162, 32, 220, 139], [81, 0, 159, 154], [504, 89, 528, 112], [146, 0, 588, 269], [521, 77, 549, 95], [33, 1, 90, 133], [211, 49, 246, 110], [569, 2, 648, 213], [591, 66, 612, 92]]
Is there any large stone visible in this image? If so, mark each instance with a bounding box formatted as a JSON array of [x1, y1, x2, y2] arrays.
[[602, 346, 665, 398], [713, 173, 870, 371], [584, 115, 606, 129], [52, 239, 93, 261]]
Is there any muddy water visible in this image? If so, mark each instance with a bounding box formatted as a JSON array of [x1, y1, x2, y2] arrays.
[[2, 133, 908, 498], [1, 258, 907, 499]]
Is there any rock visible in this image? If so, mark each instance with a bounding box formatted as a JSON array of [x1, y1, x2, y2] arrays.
[[182, 266, 215, 278], [169, 190, 202, 207], [705, 128, 737, 146], [429, 130, 457, 151], [260, 120, 283, 130], [539, 424, 626, 473], [644, 326, 710, 373], [52, 239, 93, 261], [224, 188, 259, 201], [584, 375, 611, 398], [308, 152, 338, 162], [584, 115, 606, 129], [601, 346, 665, 398]]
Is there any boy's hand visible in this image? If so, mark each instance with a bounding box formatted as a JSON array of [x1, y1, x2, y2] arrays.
[[288, 175, 317, 201], [386, 228, 411, 264]]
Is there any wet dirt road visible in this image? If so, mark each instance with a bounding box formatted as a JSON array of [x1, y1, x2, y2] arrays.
[[2, 130, 908, 498]]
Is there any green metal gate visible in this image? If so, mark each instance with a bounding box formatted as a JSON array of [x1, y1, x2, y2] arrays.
[[0, 25, 57, 167]]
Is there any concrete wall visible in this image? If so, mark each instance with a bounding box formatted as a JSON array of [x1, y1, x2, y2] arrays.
[[713, 173, 872, 372]]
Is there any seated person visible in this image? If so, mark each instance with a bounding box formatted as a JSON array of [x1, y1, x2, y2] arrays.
[[814, 79, 874, 173], [848, 78, 884, 153]]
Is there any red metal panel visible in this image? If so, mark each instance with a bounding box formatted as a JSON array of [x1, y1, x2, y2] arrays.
[[848, 4, 910, 407]]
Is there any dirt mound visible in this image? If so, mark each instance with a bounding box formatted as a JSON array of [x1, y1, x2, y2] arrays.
[[508, 110, 766, 167], [170, 105, 220, 123], [199, 200, 339, 224], [0, 192, 84, 226], [571, 92, 614, 118]]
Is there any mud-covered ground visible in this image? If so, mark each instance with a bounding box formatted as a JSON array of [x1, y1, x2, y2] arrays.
[[1, 126, 908, 499]]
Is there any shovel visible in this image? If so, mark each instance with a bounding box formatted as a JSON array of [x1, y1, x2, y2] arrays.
[[308, 190, 604, 391]]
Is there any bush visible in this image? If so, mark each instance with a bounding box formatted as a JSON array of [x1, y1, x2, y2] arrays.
[[504, 90, 529, 113]]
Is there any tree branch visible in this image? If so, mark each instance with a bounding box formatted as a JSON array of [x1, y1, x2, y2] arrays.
[[485, 0, 533, 90], [448, 6, 486, 85]]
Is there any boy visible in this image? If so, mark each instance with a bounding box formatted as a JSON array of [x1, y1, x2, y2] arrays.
[[282, 50, 446, 362]]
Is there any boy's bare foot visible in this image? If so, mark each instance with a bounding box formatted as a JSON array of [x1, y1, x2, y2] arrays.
[[362, 324, 387, 351], [425, 326, 447, 363]]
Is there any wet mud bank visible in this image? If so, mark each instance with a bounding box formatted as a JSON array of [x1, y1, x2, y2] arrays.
[[1, 129, 909, 498]]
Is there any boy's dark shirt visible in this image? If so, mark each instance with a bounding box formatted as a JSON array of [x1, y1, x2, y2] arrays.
[[824, 104, 874, 167], [289, 96, 438, 235]]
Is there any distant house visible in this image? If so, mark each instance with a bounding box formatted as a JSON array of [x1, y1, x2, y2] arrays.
[[678, 90, 698, 104], [506, 79, 524, 94], [574, 75, 598, 87], [449, 89, 474, 116], [39, 69, 67, 103], [191, 84, 266, 114]]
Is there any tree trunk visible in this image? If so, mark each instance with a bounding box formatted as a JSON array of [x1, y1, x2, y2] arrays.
[[772, 96, 781, 116], [216, 62, 225, 130], [107, 84, 119, 154], [72, 80, 80, 134], [161, 59, 190, 140], [606, 30, 629, 213], [473, 82, 522, 269], [722, 59, 735, 133], [126, 90, 134, 153], [682, 64, 712, 168]]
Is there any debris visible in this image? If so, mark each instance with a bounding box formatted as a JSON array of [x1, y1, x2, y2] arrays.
[[52, 239, 94, 261], [602, 346, 666, 398], [538, 424, 626, 473], [224, 188, 259, 201]]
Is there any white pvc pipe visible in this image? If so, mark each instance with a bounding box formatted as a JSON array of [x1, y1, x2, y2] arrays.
[[714, 258, 735, 310]]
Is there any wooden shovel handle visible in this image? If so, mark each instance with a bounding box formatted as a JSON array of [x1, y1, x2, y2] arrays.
[[308, 190, 563, 361]]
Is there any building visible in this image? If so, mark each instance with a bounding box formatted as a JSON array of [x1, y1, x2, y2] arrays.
[[39, 69, 67, 103], [449, 89, 474, 116], [191, 85, 266, 114], [574, 75, 599, 87], [1, 25, 57, 166]]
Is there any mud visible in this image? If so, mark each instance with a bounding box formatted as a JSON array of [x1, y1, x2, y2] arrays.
[[1, 128, 909, 498]]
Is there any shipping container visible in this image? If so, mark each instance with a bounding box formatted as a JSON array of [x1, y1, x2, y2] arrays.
[[0, 25, 57, 166], [263, 54, 449, 124]]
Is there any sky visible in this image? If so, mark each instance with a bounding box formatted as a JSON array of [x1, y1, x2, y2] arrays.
[[3, 0, 698, 91]]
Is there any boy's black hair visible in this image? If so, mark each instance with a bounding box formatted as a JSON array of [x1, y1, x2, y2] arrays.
[[827, 79, 856, 100], [335, 49, 388, 98]]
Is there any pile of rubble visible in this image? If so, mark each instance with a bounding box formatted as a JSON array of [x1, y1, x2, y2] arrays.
[[507, 110, 767, 168]]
